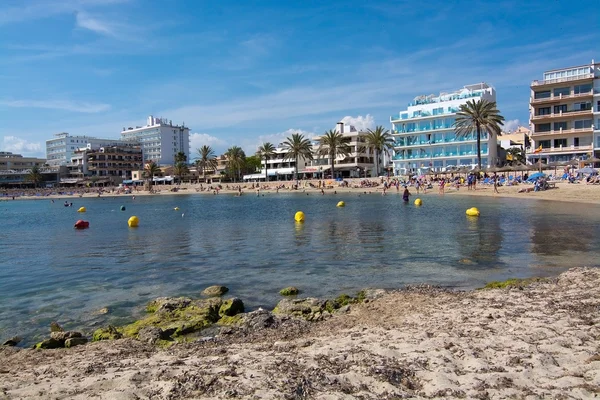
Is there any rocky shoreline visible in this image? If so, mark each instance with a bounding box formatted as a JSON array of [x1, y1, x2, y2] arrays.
[[2, 268, 600, 399]]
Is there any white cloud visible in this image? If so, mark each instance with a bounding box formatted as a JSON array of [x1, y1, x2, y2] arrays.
[[75, 11, 115, 36], [2, 136, 44, 157], [339, 114, 376, 131], [189, 132, 227, 154], [0, 99, 110, 113], [503, 119, 521, 133]]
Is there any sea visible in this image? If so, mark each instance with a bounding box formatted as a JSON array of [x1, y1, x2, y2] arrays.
[[1, 192, 599, 345]]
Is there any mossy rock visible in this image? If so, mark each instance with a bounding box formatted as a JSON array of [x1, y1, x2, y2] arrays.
[[146, 297, 192, 313], [34, 338, 63, 349], [122, 298, 222, 339], [279, 286, 299, 296], [483, 277, 545, 290], [217, 314, 243, 326], [202, 285, 229, 297], [92, 325, 123, 341], [273, 298, 325, 319], [65, 337, 88, 348], [219, 298, 244, 317]]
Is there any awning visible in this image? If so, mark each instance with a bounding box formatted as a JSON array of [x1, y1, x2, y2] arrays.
[[301, 166, 331, 173], [276, 168, 295, 175], [243, 173, 264, 180]]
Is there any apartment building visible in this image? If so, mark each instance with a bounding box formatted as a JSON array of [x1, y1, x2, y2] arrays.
[[391, 83, 497, 175], [68, 145, 143, 179], [528, 60, 600, 164], [46, 132, 131, 168], [120, 116, 190, 166]]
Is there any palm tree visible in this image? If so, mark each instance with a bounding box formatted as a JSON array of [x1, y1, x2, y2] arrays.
[[506, 147, 526, 165], [225, 146, 246, 182], [27, 165, 43, 188], [144, 161, 161, 191], [173, 162, 189, 184], [454, 99, 505, 169], [256, 142, 276, 181], [174, 151, 187, 164], [282, 133, 313, 186], [195, 145, 217, 182], [358, 125, 395, 177], [316, 129, 351, 180]]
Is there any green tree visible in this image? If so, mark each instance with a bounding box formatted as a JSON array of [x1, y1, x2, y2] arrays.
[[454, 99, 505, 169], [27, 165, 43, 188], [316, 129, 351, 180], [282, 133, 313, 186], [244, 155, 262, 174], [195, 145, 217, 182], [174, 151, 187, 164], [173, 162, 189, 184], [358, 125, 395, 177], [225, 146, 246, 182], [256, 142, 276, 181], [144, 161, 161, 191]]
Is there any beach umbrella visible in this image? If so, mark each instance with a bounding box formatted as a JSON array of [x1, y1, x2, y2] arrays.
[[527, 172, 545, 181], [586, 157, 600, 163], [576, 167, 598, 175]]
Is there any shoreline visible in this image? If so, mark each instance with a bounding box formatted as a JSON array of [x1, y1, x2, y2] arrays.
[[2, 267, 599, 399], [3, 179, 600, 205]]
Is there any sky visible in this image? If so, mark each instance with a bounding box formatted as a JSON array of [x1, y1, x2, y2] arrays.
[[1, 0, 599, 159]]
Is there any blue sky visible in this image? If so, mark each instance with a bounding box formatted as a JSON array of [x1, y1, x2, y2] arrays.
[[1, 0, 598, 158]]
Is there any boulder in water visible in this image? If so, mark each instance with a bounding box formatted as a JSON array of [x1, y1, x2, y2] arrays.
[[202, 285, 229, 297], [279, 286, 299, 296], [219, 298, 244, 317]]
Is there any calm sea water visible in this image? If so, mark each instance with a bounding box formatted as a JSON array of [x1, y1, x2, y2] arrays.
[[1, 192, 599, 345]]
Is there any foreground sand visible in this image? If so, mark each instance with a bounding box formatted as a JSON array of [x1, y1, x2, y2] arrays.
[[2, 267, 599, 399]]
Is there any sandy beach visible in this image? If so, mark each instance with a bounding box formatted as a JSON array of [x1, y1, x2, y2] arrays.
[[3, 178, 600, 205], [1, 267, 599, 399]]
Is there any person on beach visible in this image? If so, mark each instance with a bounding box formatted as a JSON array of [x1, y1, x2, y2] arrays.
[[493, 173, 499, 194], [402, 187, 411, 202], [439, 179, 445, 195]]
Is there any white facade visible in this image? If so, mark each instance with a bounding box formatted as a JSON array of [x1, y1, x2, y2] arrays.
[[391, 83, 497, 175], [120, 116, 190, 166], [46, 132, 132, 167]]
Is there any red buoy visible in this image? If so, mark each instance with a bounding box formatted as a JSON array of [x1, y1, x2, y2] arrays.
[[74, 220, 90, 229]]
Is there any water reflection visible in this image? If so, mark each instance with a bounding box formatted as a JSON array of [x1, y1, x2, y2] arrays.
[[456, 212, 503, 268]]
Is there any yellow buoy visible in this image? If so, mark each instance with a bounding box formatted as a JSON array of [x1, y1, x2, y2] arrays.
[[294, 211, 305, 222], [77, 207, 86, 213], [337, 201, 345, 207], [174, 207, 180, 211], [128, 216, 139, 227], [466, 207, 480, 217], [414, 198, 422, 206]]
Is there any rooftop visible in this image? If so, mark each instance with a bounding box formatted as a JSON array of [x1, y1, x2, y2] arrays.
[[407, 83, 492, 107]]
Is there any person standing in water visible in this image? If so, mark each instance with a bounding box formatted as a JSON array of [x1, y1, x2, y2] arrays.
[[402, 186, 411, 202]]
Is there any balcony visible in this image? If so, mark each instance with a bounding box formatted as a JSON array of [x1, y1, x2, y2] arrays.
[[531, 73, 594, 87], [531, 109, 593, 121], [526, 145, 593, 154], [531, 127, 594, 136], [390, 109, 459, 122], [531, 90, 594, 104]]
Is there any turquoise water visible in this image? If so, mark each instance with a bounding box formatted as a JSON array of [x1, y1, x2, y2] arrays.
[[1, 193, 599, 345]]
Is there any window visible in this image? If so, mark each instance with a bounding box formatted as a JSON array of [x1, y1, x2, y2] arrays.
[[574, 120, 592, 129], [539, 140, 551, 149], [574, 101, 591, 111], [554, 138, 567, 147], [535, 123, 551, 133], [534, 91, 551, 99], [553, 122, 568, 130], [574, 83, 592, 94], [537, 107, 551, 115], [553, 87, 569, 96], [554, 104, 567, 113]]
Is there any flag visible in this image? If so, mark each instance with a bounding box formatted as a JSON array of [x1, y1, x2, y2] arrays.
[[533, 145, 542, 153], [506, 153, 514, 161]]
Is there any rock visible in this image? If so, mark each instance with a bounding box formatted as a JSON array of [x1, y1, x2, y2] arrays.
[[92, 325, 123, 341], [273, 297, 326, 320], [34, 338, 63, 349], [202, 285, 229, 297], [50, 331, 83, 342], [95, 307, 110, 315], [338, 305, 351, 314], [358, 288, 387, 301], [146, 297, 192, 313], [279, 286, 299, 296], [241, 309, 277, 330], [64, 337, 88, 348], [2, 336, 22, 346], [219, 298, 244, 317], [50, 321, 64, 332], [137, 326, 164, 344], [321, 311, 332, 320]]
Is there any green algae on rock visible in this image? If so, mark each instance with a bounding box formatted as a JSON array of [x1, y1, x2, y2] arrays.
[[483, 277, 546, 290], [92, 325, 123, 341], [219, 298, 244, 317], [279, 286, 299, 296]]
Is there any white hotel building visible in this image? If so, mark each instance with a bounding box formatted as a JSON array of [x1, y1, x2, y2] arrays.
[[391, 83, 498, 175], [46, 132, 132, 168], [120, 116, 190, 166]]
